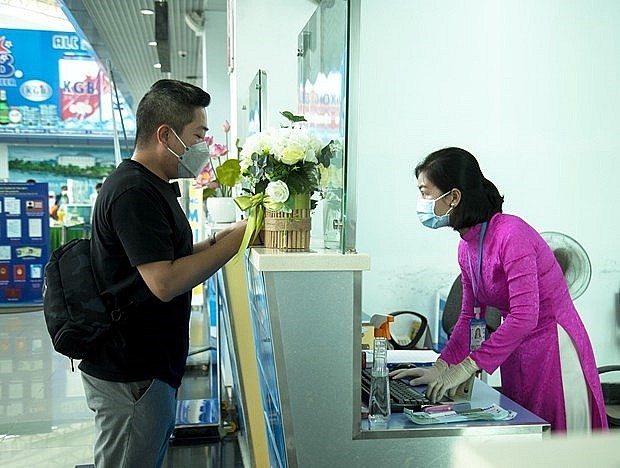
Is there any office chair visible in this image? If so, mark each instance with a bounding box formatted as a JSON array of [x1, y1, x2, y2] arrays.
[[597, 365, 620, 427], [388, 311, 433, 350], [442, 274, 502, 339]]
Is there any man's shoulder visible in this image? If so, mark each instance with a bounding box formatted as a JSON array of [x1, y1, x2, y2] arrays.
[[103, 161, 158, 197], [106, 160, 142, 183]]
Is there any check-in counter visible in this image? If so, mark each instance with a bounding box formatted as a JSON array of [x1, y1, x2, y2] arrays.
[[243, 247, 549, 468]]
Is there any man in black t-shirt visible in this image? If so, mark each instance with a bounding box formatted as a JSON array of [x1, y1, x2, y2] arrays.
[[80, 79, 247, 468]]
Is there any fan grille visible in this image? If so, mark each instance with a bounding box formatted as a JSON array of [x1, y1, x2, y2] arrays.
[[540, 231, 591, 300]]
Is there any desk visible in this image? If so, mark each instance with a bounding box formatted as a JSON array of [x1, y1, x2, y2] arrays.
[[360, 379, 549, 438], [244, 247, 549, 468]]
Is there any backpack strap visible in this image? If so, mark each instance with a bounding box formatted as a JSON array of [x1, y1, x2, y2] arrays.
[[100, 273, 153, 321]]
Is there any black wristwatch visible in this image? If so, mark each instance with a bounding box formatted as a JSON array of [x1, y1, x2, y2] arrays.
[[209, 233, 217, 246]]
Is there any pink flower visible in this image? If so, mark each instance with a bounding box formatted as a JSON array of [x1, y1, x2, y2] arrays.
[[210, 143, 229, 159], [194, 119, 236, 197], [194, 160, 220, 189]]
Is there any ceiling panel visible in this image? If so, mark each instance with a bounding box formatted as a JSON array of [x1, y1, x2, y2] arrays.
[[62, 0, 226, 109]]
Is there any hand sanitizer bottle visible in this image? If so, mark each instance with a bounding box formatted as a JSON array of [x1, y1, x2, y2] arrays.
[[368, 314, 394, 425]]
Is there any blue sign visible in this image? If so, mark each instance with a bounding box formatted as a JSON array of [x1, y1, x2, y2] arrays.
[[0, 182, 50, 306], [0, 29, 135, 138]]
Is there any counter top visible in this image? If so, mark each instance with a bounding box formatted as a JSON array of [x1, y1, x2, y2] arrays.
[[247, 246, 370, 272], [359, 379, 549, 439], [206, 224, 371, 272]]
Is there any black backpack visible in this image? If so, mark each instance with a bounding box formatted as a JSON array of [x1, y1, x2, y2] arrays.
[[43, 238, 149, 365]]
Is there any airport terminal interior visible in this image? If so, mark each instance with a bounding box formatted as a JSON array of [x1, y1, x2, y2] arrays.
[[2, 0, 620, 467]]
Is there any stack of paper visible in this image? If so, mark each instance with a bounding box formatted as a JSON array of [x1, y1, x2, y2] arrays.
[[404, 404, 517, 425]]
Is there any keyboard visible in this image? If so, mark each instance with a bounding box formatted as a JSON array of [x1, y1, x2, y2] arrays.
[[361, 368, 430, 412]]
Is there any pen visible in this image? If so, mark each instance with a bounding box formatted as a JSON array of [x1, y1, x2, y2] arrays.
[[423, 404, 454, 413]]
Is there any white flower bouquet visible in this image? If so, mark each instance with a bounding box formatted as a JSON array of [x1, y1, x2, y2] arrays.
[[234, 112, 334, 251]]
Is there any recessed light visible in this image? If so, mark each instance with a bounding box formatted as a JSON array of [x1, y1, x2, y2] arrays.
[[141, 9, 154, 15], [154, 63, 162, 69], [148, 41, 157, 46]]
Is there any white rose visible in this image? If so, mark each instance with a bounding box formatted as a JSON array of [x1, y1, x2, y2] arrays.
[[265, 180, 290, 203]]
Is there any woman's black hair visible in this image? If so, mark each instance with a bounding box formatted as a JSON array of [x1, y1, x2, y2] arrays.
[[415, 147, 504, 230]]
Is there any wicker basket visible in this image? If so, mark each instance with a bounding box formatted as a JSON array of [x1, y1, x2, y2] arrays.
[[263, 193, 311, 250]]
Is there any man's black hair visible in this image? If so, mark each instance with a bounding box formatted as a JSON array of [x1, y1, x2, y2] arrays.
[[134, 79, 211, 148]]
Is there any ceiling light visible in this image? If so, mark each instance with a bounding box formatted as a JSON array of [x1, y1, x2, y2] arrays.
[[148, 41, 157, 46], [154, 63, 162, 69], [141, 9, 154, 15]]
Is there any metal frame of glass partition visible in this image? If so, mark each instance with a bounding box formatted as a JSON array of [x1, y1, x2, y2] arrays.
[[248, 69, 268, 136], [343, 0, 361, 254]]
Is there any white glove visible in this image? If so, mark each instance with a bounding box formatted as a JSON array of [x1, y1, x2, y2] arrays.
[[426, 356, 479, 403], [389, 359, 448, 386]]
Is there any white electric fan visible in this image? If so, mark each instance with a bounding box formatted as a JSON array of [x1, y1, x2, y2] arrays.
[[540, 231, 592, 300]]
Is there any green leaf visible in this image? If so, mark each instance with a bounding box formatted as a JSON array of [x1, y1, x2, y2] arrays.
[[215, 159, 241, 187], [252, 152, 268, 168], [283, 162, 319, 195], [255, 179, 268, 194], [202, 187, 218, 201], [280, 111, 307, 123], [317, 140, 334, 168]]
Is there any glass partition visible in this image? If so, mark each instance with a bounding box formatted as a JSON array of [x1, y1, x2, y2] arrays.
[[297, 0, 355, 252]]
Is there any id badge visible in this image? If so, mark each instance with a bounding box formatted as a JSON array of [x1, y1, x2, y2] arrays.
[[469, 318, 486, 351]]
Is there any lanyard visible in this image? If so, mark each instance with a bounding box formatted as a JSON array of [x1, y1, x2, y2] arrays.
[[467, 222, 488, 318]]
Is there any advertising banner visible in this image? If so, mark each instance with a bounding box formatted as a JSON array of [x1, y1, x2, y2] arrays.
[[0, 29, 134, 138], [188, 185, 205, 306], [0, 182, 50, 306]]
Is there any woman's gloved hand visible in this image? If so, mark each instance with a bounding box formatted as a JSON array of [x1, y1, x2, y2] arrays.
[[426, 356, 479, 403], [389, 359, 448, 386]]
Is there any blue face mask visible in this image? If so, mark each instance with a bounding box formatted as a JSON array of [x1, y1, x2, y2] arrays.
[[416, 191, 453, 229]]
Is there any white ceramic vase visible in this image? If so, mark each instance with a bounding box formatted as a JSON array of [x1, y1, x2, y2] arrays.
[[206, 197, 237, 224]]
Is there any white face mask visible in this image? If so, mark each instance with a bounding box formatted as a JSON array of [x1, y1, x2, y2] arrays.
[[166, 128, 210, 178], [416, 191, 453, 229]]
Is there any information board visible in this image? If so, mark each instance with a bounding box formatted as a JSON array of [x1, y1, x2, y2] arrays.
[[0, 182, 50, 306]]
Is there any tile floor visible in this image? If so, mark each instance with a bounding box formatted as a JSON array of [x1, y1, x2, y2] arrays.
[[0, 309, 245, 468]]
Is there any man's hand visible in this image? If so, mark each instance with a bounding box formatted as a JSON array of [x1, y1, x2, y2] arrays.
[[426, 356, 479, 403], [250, 229, 264, 246]]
